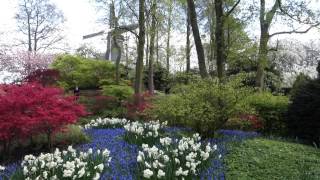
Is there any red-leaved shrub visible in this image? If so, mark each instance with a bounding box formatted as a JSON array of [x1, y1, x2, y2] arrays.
[[24, 69, 60, 86], [125, 92, 153, 120], [0, 83, 86, 150], [239, 114, 263, 130]]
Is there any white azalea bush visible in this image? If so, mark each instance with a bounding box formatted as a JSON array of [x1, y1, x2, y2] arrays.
[[84, 117, 128, 129], [124, 121, 167, 144], [137, 133, 218, 179], [14, 146, 111, 180]]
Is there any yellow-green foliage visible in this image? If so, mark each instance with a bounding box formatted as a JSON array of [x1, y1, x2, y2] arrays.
[[150, 79, 254, 136], [102, 85, 134, 101], [52, 55, 115, 89]]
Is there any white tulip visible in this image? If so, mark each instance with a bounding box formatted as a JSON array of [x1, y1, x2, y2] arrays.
[[157, 169, 166, 178], [0, 165, 5, 171], [143, 169, 154, 179], [43, 171, 48, 179], [93, 172, 100, 180], [78, 167, 85, 178]]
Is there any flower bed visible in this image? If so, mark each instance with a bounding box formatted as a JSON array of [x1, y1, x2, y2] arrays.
[[0, 117, 259, 180]]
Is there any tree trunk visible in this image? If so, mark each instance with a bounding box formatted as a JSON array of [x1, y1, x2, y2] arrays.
[[255, 0, 279, 90], [156, 23, 159, 63], [27, 13, 32, 52], [114, 36, 122, 84], [166, 1, 172, 72], [187, 0, 208, 78], [255, 28, 269, 90], [145, 25, 149, 67], [134, 0, 146, 96], [208, 1, 215, 76], [186, 5, 191, 73], [47, 131, 52, 150], [215, 0, 225, 81], [148, 0, 157, 94]]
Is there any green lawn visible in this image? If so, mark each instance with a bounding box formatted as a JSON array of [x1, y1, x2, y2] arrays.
[[225, 138, 320, 180]]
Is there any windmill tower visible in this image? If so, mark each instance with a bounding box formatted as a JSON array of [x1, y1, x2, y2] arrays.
[[83, 3, 138, 61]]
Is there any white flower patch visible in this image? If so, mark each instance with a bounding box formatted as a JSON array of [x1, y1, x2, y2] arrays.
[[143, 169, 154, 179], [124, 121, 167, 143], [0, 165, 5, 171], [137, 133, 218, 179], [20, 146, 111, 179], [84, 117, 128, 129]]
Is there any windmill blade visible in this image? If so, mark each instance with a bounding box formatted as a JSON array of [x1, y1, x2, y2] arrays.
[[111, 24, 139, 35], [83, 30, 106, 39]]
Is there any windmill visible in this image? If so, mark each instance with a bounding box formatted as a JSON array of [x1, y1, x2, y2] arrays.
[[83, 3, 138, 61]]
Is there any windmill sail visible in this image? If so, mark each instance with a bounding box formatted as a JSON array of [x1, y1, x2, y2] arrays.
[[83, 30, 105, 39], [82, 24, 138, 61]]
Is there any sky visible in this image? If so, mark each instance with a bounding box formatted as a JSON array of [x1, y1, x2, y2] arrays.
[[1, 0, 320, 52]]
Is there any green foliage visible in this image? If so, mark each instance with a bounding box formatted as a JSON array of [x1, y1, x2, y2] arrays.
[[0, 125, 89, 162], [32, 125, 90, 147], [169, 72, 201, 87], [287, 77, 320, 145], [102, 85, 134, 101], [245, 92, 289, 135], [225, 138, 320, 180], [224, 118, 254, 131], [52, 55, 115, 89], [150, 79, 253, 137], [290, 73, 311, 98], [144, 62, 170, 92], [149, 94, 190, 126]]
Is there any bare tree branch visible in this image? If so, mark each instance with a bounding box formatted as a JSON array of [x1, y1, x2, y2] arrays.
[[225, 0, 241, 17], [270, 22, 320, 37]]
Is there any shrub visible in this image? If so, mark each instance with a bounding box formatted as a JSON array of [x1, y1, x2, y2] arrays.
[[143, 62, 170, 92], [24, 69, 60, 86], [290, 73, 311, 99], [0, 83, 86, 151], [149, 79, 253, 137], [52, 55, 115, 89], [125, 92, 153, 121], [224, 114, 263, 131], [245, 92, 289, 135], [287, 77, 320, 145], [102, 85, 134, 101], [79, 95, 118, 115], [30, 125, 90, 149], [148, 94, 190, 126]]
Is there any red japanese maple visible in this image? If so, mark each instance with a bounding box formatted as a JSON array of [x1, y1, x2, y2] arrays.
[[0, 83, 86, 149], [24, 69, 60, 86]]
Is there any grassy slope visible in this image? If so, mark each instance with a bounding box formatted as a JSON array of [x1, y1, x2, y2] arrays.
[[225, 138, 320, 180]]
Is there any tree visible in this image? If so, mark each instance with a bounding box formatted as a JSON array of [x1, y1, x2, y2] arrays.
[[134, 0, 146, 96], [255, 0, 320, 90], [187, 0, 208, 78], [185, 4, 191, 73], [148, 0, 157, 94], [16, 0, 65, 52], [214, 0, 241, 81], [287, 64, 320, 145], [76, 44, 100, 59], [165, 0, 173, 72], [0, 51, 54, 82]]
